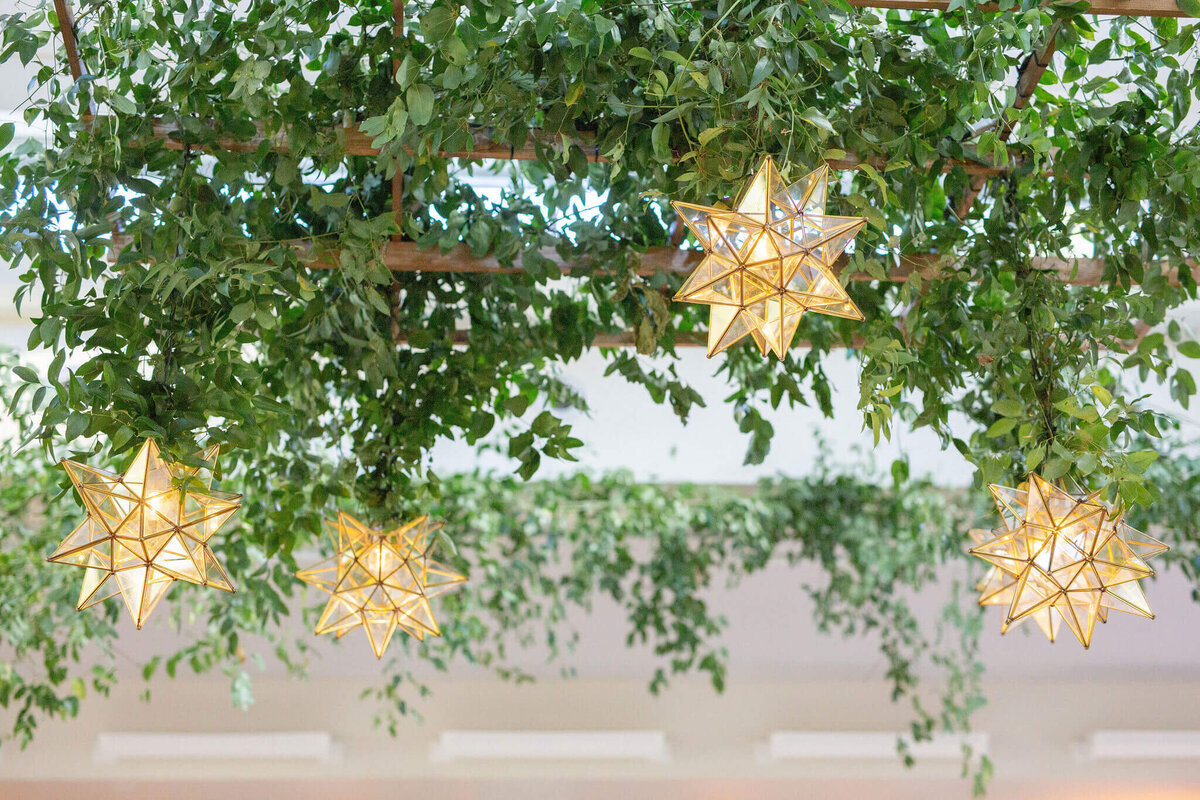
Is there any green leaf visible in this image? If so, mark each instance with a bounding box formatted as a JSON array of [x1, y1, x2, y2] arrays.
[[394, 54, 417, 89], [1087, 38, 1113, 66], [406, 328, 434, 348], [1127, 450, 1159, 472], [517, 451, 540, 480], [985, 418, 1016, 438], [111, 426, 134, 451], [435, 528, 458, 557], [991, 398, 1023, 417], [531, 410, 557, 436], [65, 412, 89, 441], [800, 107, 835, 134], [468, 412, 495, 441], [506, 395, 530, 417], [1026, 444, 1046, 471], [651, 122, 671, 161], [420, 6, 457, 41], [890, 458, 909, 487], [1178, 340, 1200, 359], [440, 36, 469, 66], [230, 302, 255, 324], [1041, 458, 1069, 481], [407, 84, 435, 126], [109, 94, 137, 114], [698, 126, 727, 146]]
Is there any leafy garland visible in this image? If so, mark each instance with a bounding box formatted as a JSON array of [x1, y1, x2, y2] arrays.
[[0, 0, 1198, 794], [0, 393, 990, 786]]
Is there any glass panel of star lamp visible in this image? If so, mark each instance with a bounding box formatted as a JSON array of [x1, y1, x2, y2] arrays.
[[297, 512, 467, 659], [671, 155, 867, 359], [968, 474, 1167, 648], [49, 439, 241, 629]]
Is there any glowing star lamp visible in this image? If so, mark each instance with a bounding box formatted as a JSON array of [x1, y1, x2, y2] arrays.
[[968, 474, 1168, 648], [671, 156, 867, 358], [50, 439, 240, 628], [297, 512, 467, 659]]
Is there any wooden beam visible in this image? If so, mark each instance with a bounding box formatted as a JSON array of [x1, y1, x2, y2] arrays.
[[393, 328, 867, 350], [135, 117, 605, 162], [955, 25, 1060, 217], [290, 238, 950, 281], [107, 234, 1174, 351], [846, 0, 1193, 16], [52, 0, 83, 80], [306, 241, 1200, 287], [94, 117, 1010, 177], [109, 234, 1199, 286]]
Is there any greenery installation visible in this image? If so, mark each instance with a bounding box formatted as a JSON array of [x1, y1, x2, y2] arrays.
[[1, 0, 1200, 792]]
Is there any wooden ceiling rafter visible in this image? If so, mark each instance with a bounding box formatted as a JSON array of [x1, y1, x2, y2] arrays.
[[83, 116, 1011, 178], [57, 0, 1189, 353], [953, 23, 1062, 217], [108, 233, 1199, 287], [51, 0, 83, 81], [847, 0, 1192, 16], [392, 328, 869, 350]]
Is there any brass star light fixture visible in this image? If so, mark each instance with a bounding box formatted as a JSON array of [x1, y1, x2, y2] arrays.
[[50, 439, 240, 629], [968, 474, 1168, 648], [671, 156, 868, 358], [297, 512, 467, 659]]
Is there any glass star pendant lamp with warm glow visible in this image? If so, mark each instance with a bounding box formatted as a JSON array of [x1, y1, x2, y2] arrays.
[[49, 439, 241, 628], [968, 474, 1168, 648], [671, 156, 868, 358], [297, 512, 467, 659]]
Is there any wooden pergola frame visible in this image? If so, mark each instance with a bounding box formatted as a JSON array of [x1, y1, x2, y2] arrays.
[[848, 0, 1190, 14], [54, 0, 1194, 350], [93, 115, 1010, 178]]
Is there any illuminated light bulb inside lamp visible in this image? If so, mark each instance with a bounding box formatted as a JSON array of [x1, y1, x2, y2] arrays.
[[297, 512, 467, 659], [968, 474, 1167, 648], [146, 492, 178, 521], [49, 439, 240, 628], [671, 156, 867, 359]]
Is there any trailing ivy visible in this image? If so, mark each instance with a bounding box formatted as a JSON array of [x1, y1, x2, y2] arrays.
[[0, 381, 988, 789]]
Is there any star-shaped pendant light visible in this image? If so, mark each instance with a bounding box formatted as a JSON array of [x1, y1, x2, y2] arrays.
[[50, 439, 240, 629], [967, 474, 1168, 648], [296, 512, 467, 659], [671, 156, 868, 358]]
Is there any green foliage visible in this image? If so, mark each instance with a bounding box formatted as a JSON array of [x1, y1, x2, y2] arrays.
[[0, 355, 119, 747], [0, 2, 1199, 795], [0, 404, 989, 786], [0, 0, 1195, 496]]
